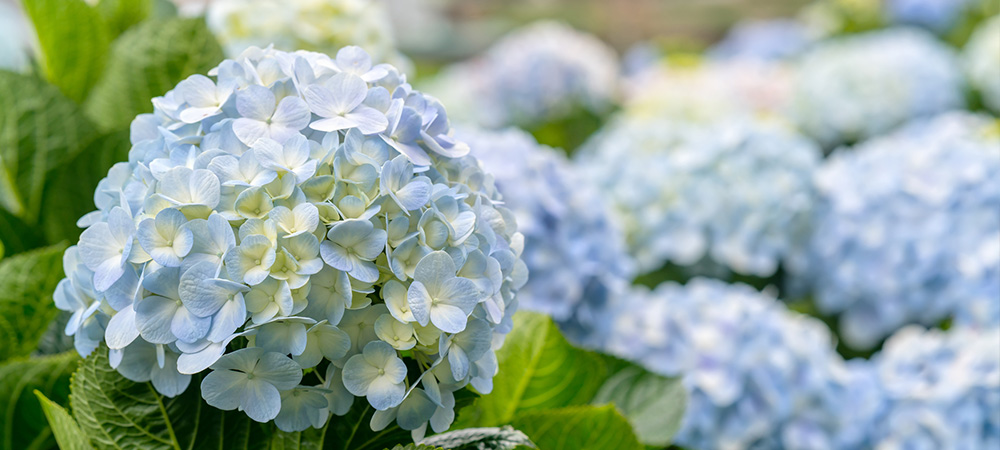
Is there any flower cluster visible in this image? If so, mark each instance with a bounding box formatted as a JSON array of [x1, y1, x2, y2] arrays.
[[605, 279, 843, 449], [578, 116, 821, 276], [206, 0, 409, 71], [866, 326, 1000, 448], [425, 21, 619, 129], [708, 19, 816, 61], [456, 126, 632, 345], [884, 0, 979, 33], [790, 28, 965, 148], [964, 15, 1000, 114], [53, 45, 527, 436], [795, 112, 1000, 348]]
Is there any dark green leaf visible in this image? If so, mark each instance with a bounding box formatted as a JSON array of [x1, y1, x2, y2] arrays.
[[84, 18, 224, 131], [35, 390, 92, 450], [0, 71, 99, 224], [0, 352, 79, 450], [270, 401, 411, 450], [383, 445, 441, 450], [96, 0, 153, 38], [40, 130, 131, 244], [421, 426, 535, 450], [0, 244, 67, 362], [0, 208, 45, 257], [21, 0, 110, 103], [591, 360, 686, 446], [509, 405, 642, 450]]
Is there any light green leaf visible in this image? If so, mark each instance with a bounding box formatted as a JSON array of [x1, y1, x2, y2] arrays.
[[84, 18, 224, 131], [509, 405, 642, 450], [421, 426, 535, 450], [22, 0, 110, 103], [0, 71, 99, 223], [591, 361, 687, 446], [0, 352, 79, 450], [96, 0, 152, 38], [0, 244, 68, 362], [35, 390, 92, 450], [40, 130, 131, 244]]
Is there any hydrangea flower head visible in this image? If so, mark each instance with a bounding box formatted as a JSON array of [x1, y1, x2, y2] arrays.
[[206, 0, 409, 71], [425, 21, 619, 129], [885, 0, 979, 33], [606, 279, 843, 449], [457, 126, 632, 345], [53, 45, 527, 436], [964, 15, 1000, 114], [794, 112, 1000, 348], [709, 19, 816, 61], [578, 116, 821, 276], [791, 28, 965, 148]]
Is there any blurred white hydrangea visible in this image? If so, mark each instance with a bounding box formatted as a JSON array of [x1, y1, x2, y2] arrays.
[[622, 58, 796, 124], [868, 326, 1000, 448], [606, 279, 844, 449], [578, 115, 821, 276], [795, 112, 1000, 348], [0, 1, 33, 72], [206, 0, 410, 71], [425, 21, 619, 129], [53, 45, 527, 437], [456, 126, 632, 345], [709, 19, 817, 61], [791, 28, 965, 148], [964, 15, 1000, 113]]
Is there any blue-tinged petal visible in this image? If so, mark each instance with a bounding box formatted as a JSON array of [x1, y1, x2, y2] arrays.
[[201, 369, 246, 410], [430, 303, 468, 334], [325, 73, 367, 113], [366, 376, 405, 411], [275, 388, 328, 432], [151, 353, 191, 397], [135, 295, 180, 344], [256, 321, 309, 356], [236, 85, 276, 121], [105, 306, 140, 349], [170, 305, 211, 343], [240, 379, 282, 422], [345, 106, 388, 135], [271, 96, 311, 131], [254, 351, 303, 390], [406, 281, 432, 327], [207, 294, 247, 342], [396, 390, 436, 430], [232, 117, 269, 146]]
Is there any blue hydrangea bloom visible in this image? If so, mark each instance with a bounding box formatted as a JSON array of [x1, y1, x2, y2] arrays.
[[425, 21, 619, 128], [791, 28, 965, 148], [456, 126, 633, 345], [964, 15, 1000, 114], [709, 19, 816, 61], [885, 0, 978, 33], [578, 116, 821, 276], [794, 112, 1000, 348], [605, 278, 844, 449], [53, 45, 528, 436], [867, 326, 1000, 448]]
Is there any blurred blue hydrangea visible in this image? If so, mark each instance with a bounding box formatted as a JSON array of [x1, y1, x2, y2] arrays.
[[867, 326, 1000, 448], [456, 126, 632, 345], [425, 21, 619, 129], [885, 0, 978, 33], [0, 1, 33, 72], [964, 15, 1000, 114], [606, 278, 844, 449], [53, 45, 528, 436], [709, 19, 816, 61], [791, 28, 965, 148], [578, 116, 821, 276], [794, 112, 1000, 348]]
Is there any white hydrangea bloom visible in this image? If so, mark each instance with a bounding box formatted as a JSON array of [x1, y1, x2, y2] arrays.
[[425, 21, 619, 128], [578, 116, 821, 276], [963, 15, 1000, 113], [794, 112, 1000, 348], [206, 0, 410, 71], [54, 45, 527, 437], [456, 126, 632, 344], [791, 28, 965, 148]]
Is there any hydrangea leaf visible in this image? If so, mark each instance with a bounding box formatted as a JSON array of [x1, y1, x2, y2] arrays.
[[84, 18, 224, 131], [509, 405, 642, 450], [0, 244, 67, 362], [70, 346, 271, 450], [0, 352, 78, 450], [453, 312, 686, 447], [95, 0, 153, 39], [0, 71, 99, 224], [40, 130, 131, 244], [0, 209, 45, 257], [420, 426, 536, 450], [21, 0, 110, 103], [34, 390, 92, 450]]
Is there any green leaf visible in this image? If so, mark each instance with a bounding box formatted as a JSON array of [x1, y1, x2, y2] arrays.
[[0, 71, 99, 223], [0, 208, 45, 257], [0, 244, 68, 362], [0, 352, 79, 450], [84, 17, 224, 131], [35, 390, 92, 450], [509, 405, 642, 450], [96, 0, 153, 38], [22, 0, 110, 103], [454, 312, 607, 427], [421, 426, 535, 450], [591, 361, 686, 446], [40, 130, 131, 244]]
